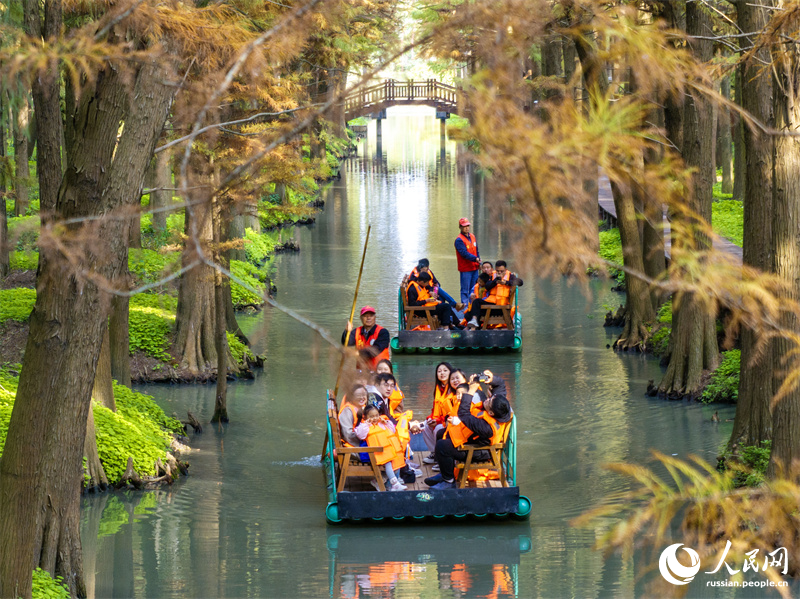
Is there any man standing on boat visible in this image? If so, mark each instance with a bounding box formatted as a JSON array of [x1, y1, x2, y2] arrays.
[[343, 306, 391, 372], [455, 218, 481, 305]]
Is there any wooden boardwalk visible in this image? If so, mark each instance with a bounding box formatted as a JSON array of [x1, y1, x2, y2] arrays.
[[598, 173, 744, 265]]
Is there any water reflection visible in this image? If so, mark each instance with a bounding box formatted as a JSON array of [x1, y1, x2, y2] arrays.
[[328, 527, 531, 599]]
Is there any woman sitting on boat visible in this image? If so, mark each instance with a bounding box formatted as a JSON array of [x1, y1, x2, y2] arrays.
[[339, 384, 368, 447], [362, 404, 408, 492], [420, 362, 454, 457], [422, 368, 468, 465]]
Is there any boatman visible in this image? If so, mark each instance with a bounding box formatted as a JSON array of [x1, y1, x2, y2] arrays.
[[455, 217, 481, 305], [342, 306, 391, 372]]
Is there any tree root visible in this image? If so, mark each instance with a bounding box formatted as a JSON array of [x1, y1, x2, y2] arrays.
[[182, 411, 203, 433], [115, 457, 143, 490]]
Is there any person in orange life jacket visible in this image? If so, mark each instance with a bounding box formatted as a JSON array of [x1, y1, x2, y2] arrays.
[[463, 273, 495, 329], [455, 218, 481, 305], [409, 258, 465, 313], [339, 384, 369, 447], [407, 272, 462, 329], [484, 260, 523, 306], [342, 306, 391, 371], [480, 261, 495, 279], [360, 405, 408, 491], [425, 376, 512, 490], [424, 369, 469, 473], [420, 362, 455, 458]]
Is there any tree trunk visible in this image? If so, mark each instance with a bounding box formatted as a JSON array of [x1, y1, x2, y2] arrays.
[[0, 58, 174, 599], [24, 0, 63, 218], [109, 294, 132, 388], [717, 72, 733, 194], [212, 198, 229, 423], [175, 201, 218, 372], [729, 0, 774, 451], [228, 209, 248, 262], [0, 92, 8, 277], [733, 61, 745, 201], [658, 0, 719, 397], [83, 407, 108, 492], [149, 149, 171, 233], [93, 325, 116, 411], [610, 178, 656, 350], [642, 106, 666, 309], [768, 10, 800, 478], [13, 94, 30, 217]]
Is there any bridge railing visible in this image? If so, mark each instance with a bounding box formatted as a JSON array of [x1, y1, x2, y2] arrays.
[[344, 79, 459, 118]]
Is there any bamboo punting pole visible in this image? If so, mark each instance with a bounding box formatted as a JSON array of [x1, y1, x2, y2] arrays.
[[322, 226, 371, 462], [333, 225, 371, 400]]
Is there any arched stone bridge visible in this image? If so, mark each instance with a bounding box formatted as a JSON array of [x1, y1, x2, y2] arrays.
[[344, 79, 460, 121]]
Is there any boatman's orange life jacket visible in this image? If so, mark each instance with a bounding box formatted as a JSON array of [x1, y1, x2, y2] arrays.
[[456, 233, 479, 272], [355, 325, 391, 370], [486, 271, 512, 306], [407, 281, 439, 307], [445, 405, 511, 448]]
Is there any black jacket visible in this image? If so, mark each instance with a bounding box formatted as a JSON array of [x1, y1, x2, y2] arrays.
[[457, 392, 512, 446]]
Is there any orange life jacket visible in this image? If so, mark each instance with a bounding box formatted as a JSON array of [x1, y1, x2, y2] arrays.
[[407, 280, 439, 307], [338, 402, 360, 447], [366, 417, 405, 469], [410, 266, 437, 282], [486, 271, 512, 305], [445, 405, 511, 448], [456, 233, 479, 272], [429, 384, 457, 423], [394, 409, 414, 452], [354, 325, 391, 370], [388, 388, 405, 418]]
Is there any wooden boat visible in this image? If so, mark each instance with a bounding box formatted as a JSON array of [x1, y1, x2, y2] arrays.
[[390, 284, 522, 353], [323, 391, 532, 524]]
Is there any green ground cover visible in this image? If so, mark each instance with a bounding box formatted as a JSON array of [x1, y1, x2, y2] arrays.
[[711, 200, 743, 247], [0, 369, 181, 484], [0, 288, 37, 322], [32, 568, 70, 599], [598, 227, 625, 284], [701, 349, 740, 404]]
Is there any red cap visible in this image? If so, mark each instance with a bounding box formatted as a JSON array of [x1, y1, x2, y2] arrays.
[[360, 306, 376, 316], [458, 217, 471, 226]]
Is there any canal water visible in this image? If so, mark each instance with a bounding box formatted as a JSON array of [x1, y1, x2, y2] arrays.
[[80, 108, 767, 598]]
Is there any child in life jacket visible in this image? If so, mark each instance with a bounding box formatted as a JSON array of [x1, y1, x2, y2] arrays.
[[361, 404, 408, 491]]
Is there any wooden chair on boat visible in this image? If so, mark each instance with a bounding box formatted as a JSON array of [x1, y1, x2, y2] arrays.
[[327, 395, 386, 492], [479, 304, 513, 329], [454, 418, 513, 488], [400, 280, 439, 330]]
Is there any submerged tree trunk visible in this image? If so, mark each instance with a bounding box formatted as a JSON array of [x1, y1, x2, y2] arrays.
[[659, 1, 719, 397], [768, 14, 800, 478], [0, 59, 174, 599], [212, 199, 229, 423], [729, 0, 774, 451]]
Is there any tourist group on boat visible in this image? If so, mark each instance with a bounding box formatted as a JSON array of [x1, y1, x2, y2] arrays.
[[336, 356, 513, 492], [399, 217, 523, 331]]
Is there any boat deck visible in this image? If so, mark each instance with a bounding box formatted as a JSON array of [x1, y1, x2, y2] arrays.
[[339, 461, 506, 492]]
